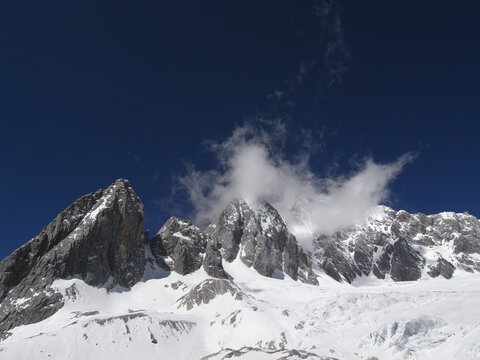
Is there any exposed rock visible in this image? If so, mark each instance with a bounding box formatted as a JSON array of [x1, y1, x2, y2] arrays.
[[0, 179, 145, 332], [372, 244, 394, 280], [315, 235, 361, 283], [207, 199, 318, 285], [427, 258, 455, 279], [150, 216, 227, 278], [177, 279, 244, 310], [390, 238, 425, 281], [200, 347, 338, 360], [203, 240, 227, 279], [0, 190, 102, 302], [314, 206, 480, 283], [150, 217, 207, 275], [206, 200, 249, 262]]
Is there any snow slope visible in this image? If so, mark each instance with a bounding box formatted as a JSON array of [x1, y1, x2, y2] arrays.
[[1, 258, 479, 360]]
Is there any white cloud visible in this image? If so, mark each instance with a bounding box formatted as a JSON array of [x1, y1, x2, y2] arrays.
[[179, 122, 414, 249]]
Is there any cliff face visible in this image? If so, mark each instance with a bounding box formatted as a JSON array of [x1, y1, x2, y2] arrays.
[[206, 199, 318, 285], [0, 179, 145, 332], [149, 199, 318, 284]]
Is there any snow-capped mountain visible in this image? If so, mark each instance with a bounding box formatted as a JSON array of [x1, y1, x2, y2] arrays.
[[1, 179, 479, 359], [313, 206, 480, 283]]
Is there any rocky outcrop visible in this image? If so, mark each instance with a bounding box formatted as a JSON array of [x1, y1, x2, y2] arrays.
[[149, 200, 318, 284], [177, 279, 245, 310], [207, 200, 318, 285], [150, 217, 227, 278], [390, 239, 425, 281], [0, 191, 101, 302], [203, 240, 227, 279], [427, 258, 455, 279], [150, 217, 206, 275], [206, 199, 248, 262], [0, 179, 145, 332], [314, 206, 480, 283], [200, 347, 337, 360]]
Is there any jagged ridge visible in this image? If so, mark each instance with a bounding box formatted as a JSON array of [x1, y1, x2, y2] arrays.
[[0, 180, 318, 333], [314, 206, 480, 283], [0, 179, 480, 359]]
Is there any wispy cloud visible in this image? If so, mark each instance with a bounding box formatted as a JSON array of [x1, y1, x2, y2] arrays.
[[268, 0, 351, 109], [178, 121, 415, 249], [315, 0, 351, 85]]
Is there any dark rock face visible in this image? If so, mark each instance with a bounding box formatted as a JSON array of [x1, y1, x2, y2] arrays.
[[428, 258, 455, 279], [372, 244, 394, 280], [150, 217, 206, 275], [283, 235, 319, 285], [150, 216, 227, 278], [206, 200, 249, 262], [203, 240, 227, 279], [0, 191, 101, 302], [315, 235, 361, 283], [0, 179, 145, 332], [390, 239, 425, 281], [207, 200, 318, 285], [314, 207, 480, 283]]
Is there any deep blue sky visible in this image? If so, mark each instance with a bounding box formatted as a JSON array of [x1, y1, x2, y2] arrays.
[[2, 1, 480, 259]]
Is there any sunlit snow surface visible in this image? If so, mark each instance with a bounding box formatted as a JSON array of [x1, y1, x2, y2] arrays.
[[1, 261, 479, 360]]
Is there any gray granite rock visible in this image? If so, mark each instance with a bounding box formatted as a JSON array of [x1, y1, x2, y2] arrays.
[[207, 200, 318, 285], [176, 279, 244, 310], [200, 347, 338, 360], [314, 206, 480, 283], [427, 258, 455, 279], [150, 216, 227, 278], [0, 179, 145, 333], [0, 190, 102, 302], [206, 200, 250, 262], [390, 238, 425, 281], [203, 239, 227, 279], [150, 217, 207, 275]]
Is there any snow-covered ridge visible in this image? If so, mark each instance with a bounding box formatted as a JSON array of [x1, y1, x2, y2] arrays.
[[313, 205, 480, 283]]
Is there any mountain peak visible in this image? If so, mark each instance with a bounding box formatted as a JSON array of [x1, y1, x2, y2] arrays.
[[0, 179, 145, 332], [207, 199, 318, 285]]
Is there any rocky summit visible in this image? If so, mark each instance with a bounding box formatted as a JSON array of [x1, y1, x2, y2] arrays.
[[206, 199, 318, 285], [1, 179, 480, 359], [0, 179, 145, 333]]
